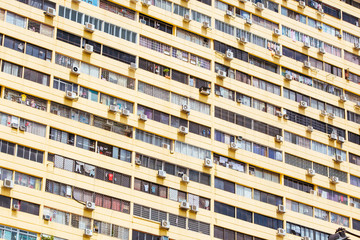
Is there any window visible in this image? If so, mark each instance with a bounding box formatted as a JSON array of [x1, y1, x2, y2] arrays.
[[0, 140, 15, 155], [76, 136, 95, 152], [17, 0, 56, 11], [4, 36, 24, 52], [17, 145, 43, 163], [174, 140, 211, 159], [177, 28, 210, 48], [0, 225, 37, 240], [49, 128, 75, 145], [286, 199, 313, 216], [50, 102, 90, 124], [284, 176, 314, 193], [215, 177, 235, 193], [214, 201, 235, 218], [249, 165, 280, 183], [43, 207, 70, 225], [94, 220, 129, 239], [13, 199, 39, 215], [101, 69, 135, 89], [138, 105, 169, 125], [287, 222, 329, 239], [24, 68, 50, 86], [314, 208, 329, 221], [254, 190, 282, 206], [281, 7, 306, 23], [139, 13, 173, 34], [80, 62, 100, 78], [102, 45, 136, 64], [6, 11, 26, 28], [55, 53, 80, 69], [14, 172, 41, 190], [71, 214, 91, 230], [138, 81, 170, 102], [0, 196, 11, 209], [93, 116, 132, 137], [173, 4, 189, 16], [191, 10, 211, 25], [2, 61, 23, 78], [252, 15, 278, 31], [99, 0, 136, 20], [350, 153, 360, 166], [139, 58, 169, 77], [80, 87, 99, 102], [215, 20, 233, 35], [53, 78, 78, 93], [254, 213, 282, 229], [4, 88, 47, 111], [28, 19, 54, 37], [56, 29, 81, 47], [331, 213, 349, 227], [97, 141, 132, 162], [26, 43, 52, 61], [318, 187, 348, 204]]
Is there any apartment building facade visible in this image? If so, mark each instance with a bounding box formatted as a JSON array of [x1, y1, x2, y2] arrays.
[[0, 0, 360, 239]]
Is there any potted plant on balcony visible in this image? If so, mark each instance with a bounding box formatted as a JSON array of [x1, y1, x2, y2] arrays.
[[163, 68, 170, 79]]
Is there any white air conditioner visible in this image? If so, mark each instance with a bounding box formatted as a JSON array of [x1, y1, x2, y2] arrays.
[[180, 201, 190, 210], [320, 110, 327, 116], [12, 203, 20, 211], [275, 111, 283, 118], [162, 143, 170, 150], [131, 0, 139, 3], [139, 114, 148, 121], [273, 28, 281, 36], [199, 87, 211, 95], [319, 47, 325, 54], [84, 229, 93, 236], [350, 202, 355, 207], [299, 101, 308, 108], [239, 0, 248, 2], [179, 126, 189, 135], [225, 49, 234, 60], [338, 136, 345, 143], [356, 101, 360, 108], [226, 10, 234, 17], [317, 24, 323, 30], [3, 179, 14, 189], [43, 214, 51, 221], [85, 201, 95, 210], [245, 18, 252, 25], [135, 158, 142, 165], [275, 135, 283, 143], [303, 61, 311, 69], [334, 154, 344, 163], [160, 220, 170, 230], [273, 50, 282, 58], [71, 65, 81, 75], [83, 44, 93, 54], [129, 62, 138, 70], [303, 41, 310, 48], [354, 42, 360, 49], [181, 104, 191, 113], [306, 125, 314, 132], [310, 189, 317, 195], [65, 91, 78, 100], [329, 132, 338, 140], [237, 37, 248, 44], [283, 114, 289, 120], [277, 204, 286, 213], [217, 70, 227, 79], [277, 228, 286, 236], [10, 123, 19, 129], [109, 105, 119, 112], [317, 8, 324, 14], [256, 2, 265, 10], [299, 0, 306, 8], [339, 95, 347, 102], [229, 142, 239, 150], [141, 0, 151, 6], [307, 168, 316, 176], [285, 73, 292, 81], [237, 97, 243, 104], [204, 157, 213, 168], [19, 125, 26, 131], [158, 170, 167, 178], [72, 0, 81, 3], [202, 21, 210, 29], [45, 7, 56, 17], [330, 176, 339, 184], [84, 22, 95, 33], [183, 14, 191, 22], [328, 113, 335, 119], [121, 109, 130, 116], [190, 204, 199, 212], [335, 33, 342, 38], [302, 237, 312, 240], [181, 174, 190, 183]]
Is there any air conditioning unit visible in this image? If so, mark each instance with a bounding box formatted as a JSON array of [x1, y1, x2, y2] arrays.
[[320, 110, 327, 116], [140, 19, 147, 24], [299, 101, 308, 108], [245, 18, 252, 25], [129, 62, 138, 70], [256, 2, 265, 10], [277, 228, 286, 236], [319, 47, 325, 54], [306, 125, 314, 132], [161, 220, 170, 229], [190, 204, 199, 212], [72, 0, 81, 2], [283, 114, 289, 120], [180, 201, 190, 210], [12, 203, 20, 211], [317, 8, 324, 14], [160, 236, 169, 240], [310, 189, 317, 195], [275, 135, 283, 143], [273, 28, 281, 36], [334, 154, 344, 163], [299, 0, 306, 8], [83, 44, 93, 54], [335, 33, 342, 38], [237, 37, 248, 44], [339, 95, 347, 102], [135, 157, 142, 165], [85, 201, 95, 210], [226, 10, 234, 17], [277, 205, 286, 213], [19, 125, 26, 131], [285, 73, 292, 81], [354, 43, 360, 50], [202, 21, 210, 29], [356, 101, 360, 108], [43, 214, 51, 221], [229, 142, 239, 150], [199, 86, 211, 95], [71, 65, 80, 75], [139, 114, 148, 121], [274, 50, 282, 58], [303, 41, 310, 48], [65, 91, 78, 100], [338, 136, 345, 143], [307, 168, 316, 176], [350, 202, 355, 207], [121, 109, 130, 116], [3, 179, 14, 189], [237, 97, 243, 104], [303, 61, 311, 69], [225, 49, 234, 60], [275, 111, 283, 117], [162, 143, 170, 150], [302, 237, 312, 240], [181, 174, 190, 183], [158, 170, 167, 178], [131, 0, 139, 2], [179, 126, 189, 135], [329, 132, 338, 140], [141, 0, 151, 6], [84, 229, 93, 236], [10, 123, 19, 129], [84, 22, 95, 33], [328, 113, 335, 119], [181, 104, 190, 113], [330, 176, 339, 184], [45, 7, 56, 17], [109, 105, 119, 112], [217, 70, 227, 79], [183, 14, 191, 22], [204, 157, 213, 168]]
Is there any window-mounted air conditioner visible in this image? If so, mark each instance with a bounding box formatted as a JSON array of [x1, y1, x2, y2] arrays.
[[43, 214, 51, 221], [303, 41, 310, 48], [339, 95, 347, 103], [190, 204, 199, 212], [334, 154, 344, 163], [10, 123, 19, 129], [141, 0, 151, 6], [319, 47, 325, 54], [226, 10, 234, 17], [338, 136, 345, 143], [202, 21, 210, 29], [303, 61, 311, 69]]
